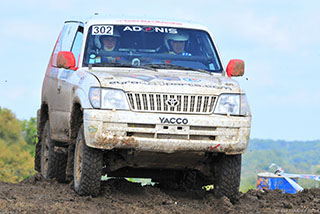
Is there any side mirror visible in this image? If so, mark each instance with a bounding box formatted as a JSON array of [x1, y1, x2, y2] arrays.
[[56, 51, 76, 70], [226, 59, 245, 77]]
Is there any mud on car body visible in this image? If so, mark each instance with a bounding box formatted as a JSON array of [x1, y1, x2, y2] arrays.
[[35, 15, 251, 203]]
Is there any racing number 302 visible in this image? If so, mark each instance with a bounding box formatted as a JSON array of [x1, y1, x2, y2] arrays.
[[92, 26, 113, 35]]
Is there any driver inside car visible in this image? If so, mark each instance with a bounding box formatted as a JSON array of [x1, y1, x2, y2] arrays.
[[164, 33, 192, 56], [98, 29, 121, 63], [100, 35, 118, 51]]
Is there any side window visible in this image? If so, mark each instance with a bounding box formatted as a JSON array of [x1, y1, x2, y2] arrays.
[[52, 22, 80, 67], [71, 27, 84, 67]]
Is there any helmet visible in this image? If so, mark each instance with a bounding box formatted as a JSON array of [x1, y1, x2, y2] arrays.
[[95, 28, 120, 49], [164, 32, 189, 51]]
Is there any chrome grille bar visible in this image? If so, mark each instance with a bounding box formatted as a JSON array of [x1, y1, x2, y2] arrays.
[[126, 93, 216, 114]]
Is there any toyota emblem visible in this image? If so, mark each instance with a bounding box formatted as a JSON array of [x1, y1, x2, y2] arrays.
[[165, 98, 180, 107]]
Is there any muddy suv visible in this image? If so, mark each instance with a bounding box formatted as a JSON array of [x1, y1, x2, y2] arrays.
[[35, 16, 251, 202]]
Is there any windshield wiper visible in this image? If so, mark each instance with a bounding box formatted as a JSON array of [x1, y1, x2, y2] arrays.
[[143, 64, 212, 75], [133, 65, 157, 71], [88, 63, 157, 71], [89, 62, 132, 68]]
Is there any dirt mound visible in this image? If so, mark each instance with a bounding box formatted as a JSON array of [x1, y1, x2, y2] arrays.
[[0, 174, 319, 214]]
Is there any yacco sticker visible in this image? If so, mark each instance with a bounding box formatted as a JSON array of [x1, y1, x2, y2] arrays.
[[88, 125, 98, 133], [159, 117, 188, 125], [123, 26, 177, 34], [92, 25, 114, 35], [182, 77, 201, 83]]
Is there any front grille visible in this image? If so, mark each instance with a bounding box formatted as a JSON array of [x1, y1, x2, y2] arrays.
[[126, 93, 216, 114]]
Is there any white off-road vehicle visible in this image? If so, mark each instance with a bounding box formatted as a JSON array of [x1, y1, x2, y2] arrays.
[[35, 15, 251, 202]]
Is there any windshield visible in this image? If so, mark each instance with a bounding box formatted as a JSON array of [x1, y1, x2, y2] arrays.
[[83, 25, 222, 73]]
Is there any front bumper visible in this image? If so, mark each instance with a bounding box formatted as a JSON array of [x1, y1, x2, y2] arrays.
[[83, 109, 251, 155]]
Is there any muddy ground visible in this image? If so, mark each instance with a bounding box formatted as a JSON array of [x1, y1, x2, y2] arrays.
[[0, 174, 319, 214]]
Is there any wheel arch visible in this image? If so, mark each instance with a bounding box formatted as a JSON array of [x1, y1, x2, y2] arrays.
[[69, 101, 83, 142]]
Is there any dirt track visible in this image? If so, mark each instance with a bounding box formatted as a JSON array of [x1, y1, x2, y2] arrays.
[[0, 174, 319, 214]]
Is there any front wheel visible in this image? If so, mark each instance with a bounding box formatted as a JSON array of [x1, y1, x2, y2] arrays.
[[213, 154, 241, 203], [74, 125, 103, 196]]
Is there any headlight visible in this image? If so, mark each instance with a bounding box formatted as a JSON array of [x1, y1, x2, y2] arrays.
[[214, 94, 249, 116], [89, 88, 129, 110], [89, 87, 101, 108]]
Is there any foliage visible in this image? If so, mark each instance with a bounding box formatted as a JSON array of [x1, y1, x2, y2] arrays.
[[21, 117, 37, 156], [0, 139, 34, 182], [0, 107, 35, 183], [0, 108, 21, 145], [240, 139, 320, 192]]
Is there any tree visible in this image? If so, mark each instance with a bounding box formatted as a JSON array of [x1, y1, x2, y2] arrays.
[[0, 139, 34, 182], [0, 107, 35, 183], [21, 117, 37, 156], [0, 108, 21, 145]]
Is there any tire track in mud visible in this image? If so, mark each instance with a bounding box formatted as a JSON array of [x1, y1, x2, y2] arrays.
[[0, 174, 319, 214]]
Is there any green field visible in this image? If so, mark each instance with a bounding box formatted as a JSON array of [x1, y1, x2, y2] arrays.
[[241, 139, 320, 192]]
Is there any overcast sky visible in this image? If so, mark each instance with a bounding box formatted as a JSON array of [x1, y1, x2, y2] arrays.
[[0, 0, 319, 141]]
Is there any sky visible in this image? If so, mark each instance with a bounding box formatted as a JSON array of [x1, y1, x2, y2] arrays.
[[0, 0, 319, 141]]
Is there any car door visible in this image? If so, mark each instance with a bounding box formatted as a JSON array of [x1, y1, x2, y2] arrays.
[[48, 22, 83, 142]]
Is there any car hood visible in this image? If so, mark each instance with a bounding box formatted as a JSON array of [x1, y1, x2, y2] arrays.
[[87, 68, 242, 94]]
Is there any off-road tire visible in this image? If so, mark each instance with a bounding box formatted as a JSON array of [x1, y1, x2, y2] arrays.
[[181, 170, 200, 190], [74, 125, 103, 196], [40, 121, 67, 182], [34, 141, 41, 172], [158, 170, 201, 190], [213, 154, 241, 203]]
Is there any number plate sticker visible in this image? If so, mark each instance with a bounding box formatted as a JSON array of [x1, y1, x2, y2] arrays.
[[92, 25, 114, 35]]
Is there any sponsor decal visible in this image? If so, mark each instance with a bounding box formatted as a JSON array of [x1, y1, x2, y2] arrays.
[[118, 74, 155, 82], [142, 26, 154, 32], [182, 77, 201, 83], [123, 26, 177, 34], [79, 76, 85, 85], [155, 75, 181, 81], [60, 70, 73, 80], [77, 71, 86, 78], [118, 20, 183, 26], [49, 68, 59, 77], [88, 125, 98, 133], [159, 117, 188, 125], [107, 80, 232, 90], [77, 71, 87, 85]]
